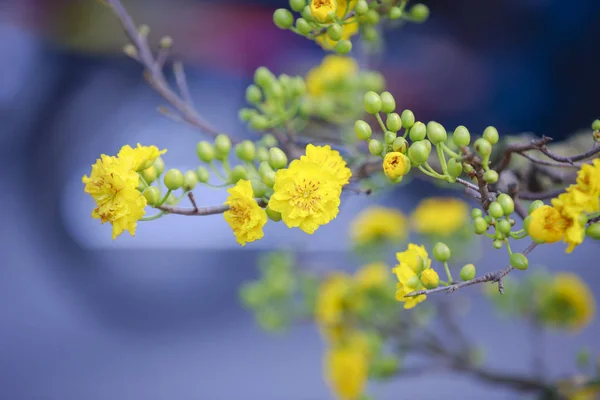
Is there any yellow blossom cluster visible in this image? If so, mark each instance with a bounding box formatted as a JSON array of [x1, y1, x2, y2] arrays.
[[528, 159, 600, 252], [411, 197, 470, 237], [393, 244, 439, 309], [311, 0, 359, 49], [349, 206, 408, 246], [82, 144, 166, 239], [539, 273, 595, 331], [306, 55, 358, 98]]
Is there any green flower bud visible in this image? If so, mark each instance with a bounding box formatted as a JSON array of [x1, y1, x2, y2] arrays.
[[214, 134, 232, 158], [409, 121, 426, 141], [230, 165, 248, 183], [385, 113, 401, 132], [364, 91, 382, 114], [245, 84, 262, 104], [266, 206, 282, 222], [510, 253, 529, 270], [290, 77, 306, 96], [141, 166, 158, 184], [327, 24, 343, 41], [493, 240, 503, 249], [392, 137, 408, 153], [368, 139, 384, 156], [523, 215, 532, 232], [484, 169, 499, 184], [410, 3, 429, 23], [153, 156, 165, 175], [384, 130, 397, 145], [408, 140, 431, 165], [235, 140, 256, 162], [273, 9, 294, 29], [335, 40, 352, 54], [447, 158, 463, 177], [268, 147, 288, 170], [256, 147, 270, 162], [471, 208, 483, 218], [473, 217, 488, 234], [260, 134, 278, 148], [249, 115, 270, 131], [528, 200, 544, 214], [143, 186, 161, 206], [483, 126, 499, 145], [452, 125, 471, 147], [406, 275, 421, 290], [301, 5, 313, 20], [251, 179, 267, 198], [182, 170, 198, 191], [586, 223, 600, 240], [474, 138, 492, 156], [254, 67, 275, 88], [401, 109, 415, 129], [460, 264, 476, 281], [484, 215, 493, 224], [380, 91, 396, 113], [295, 18, 312, 35], [355, 0, 369, 14], [164, 169, 183, 190], [265, 81, 283, 98], [290, 0, 305, 12], [497, 219, 511, 234], [433, 242, 451, 262], [239, 108, 257, 122], [196, 141, 216, 162], [488, 202, 504, 219], [463, 163, 474, 174], [592, 119, 600, 131], [496, 193, 515, 215], [365, 9, 380, 24], [426, 121, 447, 145], [361, 71, 385, 92], [355, 120, 372, 140], [196, 166, 210, 183], [389, 6, 402, 19], [259, 161, 276, 187]]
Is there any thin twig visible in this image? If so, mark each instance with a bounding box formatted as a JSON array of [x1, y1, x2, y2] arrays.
[[495, 136, 554, 174], [518, 187, 566, 201], [539, 142, 600, 164], [518, 151, 584, 168], [173, 62, 194, 106], [158, 199, 267, 216], [187, 192, 198, 212]]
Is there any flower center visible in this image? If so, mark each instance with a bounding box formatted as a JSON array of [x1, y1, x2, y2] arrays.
[[293, 179, 322, 211]]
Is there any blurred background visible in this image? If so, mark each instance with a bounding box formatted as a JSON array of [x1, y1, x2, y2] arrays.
[[1, 0, 599, 399]]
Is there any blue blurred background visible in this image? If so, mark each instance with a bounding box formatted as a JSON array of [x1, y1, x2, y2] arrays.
[[1, 0, 599, 399]]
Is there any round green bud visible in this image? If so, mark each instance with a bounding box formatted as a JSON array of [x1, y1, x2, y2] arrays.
[[483, 126, 499, 145], [473, 217, 488, 234], [265, 81, 283, 98], [335, 40, 352, 54], [268, 147, 288, 170], [386, 113, 402, 132], [364, 91, 382, 114], [182, 170, 198, 191], [164, 169, 183, 190], [488, 202, 504, 219], [230, 165, 248, 183], [447, 158, 463, 178], [410, 3, 429, 23], [254, 67, 275, 88], [484, 215, 493, 224], [141, 166, 158, 184], [256, 147, 270, 162], [266, 206, 282, 222], [368, 139, 384, 156], [259, 162, 276, 187], [392, 137, 408, 153], [409, 121, 426, 141], [295, 18, 312, 35], [239, 108, 257, 122], [365, 9, 380, 24], [273, 9, 294, 29], [586, 223, 600, 240], [143, 186, 161, 206], [474, 138, 492, 156], [401, 109, 415, 129], [510, 253, 529, 270], [214, 134, 232, 158], [290, 77, 306, 96], [153, 157, 165, 175], [493, 240, 503, 249], [484, 169, 499, 184], [362, 26, 378, 41], [497, 193, 515, 216], [251, 179, 267, 198], [433, 242, 451, 262], [380, 91, 396, 114], [196, 141, 216, 162], [523, 215, 532, 232], [260, 134, 278, 148], [452, 125, 471, 147], [301, 5, 313, 21], [355, 120, 372, 140], [249, 114, 270, 131], [460, 264, 476, 281], [289, 0, 305, 12], [463, 163, 474, 174], [235, 140, 256, 162], [245, 84, 262, 104], [592, 119, 600, 131], [426, 121, 447, 145], [327, 24, 343, 41], [528, 200, 544, 214], [355, 0, 369, 15], [497, 219, 512, 234], [196, 166, 209, 183], [389, 6, 402, 19], [406, 275, 421, 290], [472, 208, 483, 218], [384, 130, 397, 145], [408, 140, 431, 165]]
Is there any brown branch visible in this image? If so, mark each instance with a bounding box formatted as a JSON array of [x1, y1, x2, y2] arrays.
[[462, 149, 493, 210], [158, 199, 267, 216], [495, 136, 554, 174], [187, 192, 198, 212], [518, 151, 584, 168], [518, 187, 566, 201], [539, 142, 600, 164]]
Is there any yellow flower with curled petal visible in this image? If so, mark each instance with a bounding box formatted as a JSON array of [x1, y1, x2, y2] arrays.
[[82, 154, 147, 239], [306, 56, 359, 97], [395, 243, 431, 274], [301, 144, 352, 187], [528, 205, 566, 243], [572, 158, 600, 212], [325, 333, 369, 400], [310, 0, 337, 22], [223, 180, 267, 246], [539, 273, 595, 331], [268, 159, 342, 234], [383, 152, 410, 180], [350, 206, 408, 246], [552, 191, 587, 253], [393, 263, 426, 309], [411, 197, 470, 236], [354, 262, 389, 291], [117, 143, 167, 172]]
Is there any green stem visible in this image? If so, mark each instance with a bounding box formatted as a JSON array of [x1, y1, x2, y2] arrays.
[[375, 113, 387, 134], [209, 163, 228, 182], [423, 162, 447, 180], [443, 262, 454, 283], [155, 189, 172, 207], [483, 232, 496, 239], [201, 182, 232, 190], [504, 239, 513, 255], [222, 159, 232, 174], [510, 229, 528, 240], [140, 211, 165, 222], [441, 143, 460, 158], [482, 154, 491, 171], [418, 165, 441, 179], [436, 144, 449, 176], [138, 174, 149, 188]]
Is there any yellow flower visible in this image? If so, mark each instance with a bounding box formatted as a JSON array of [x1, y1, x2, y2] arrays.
[[572, 158, 600, 212], [82, 155, 147, 239], [301, 144, 352, 187], [306, 56, 359, 97], [117, 143, 167, 172], [325, 336, 369, 400], [350, 206, 408, 246], [268, 159, 342, 234], [540, 273, 595, 331], [528, 205, 566, 243], [316, 273, 352, 327], [395, 243, 431, 274], [336, 0, 357, 17], [223, 180, 267, 246], [354, 262, 389, 290], [420, 268, 440, 289], [393, 263, 426, 309], [383, 152, 410, 180], [411, 197, 470, 236], [310, 0, 337, 22], [552, 191, 587, 253]]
